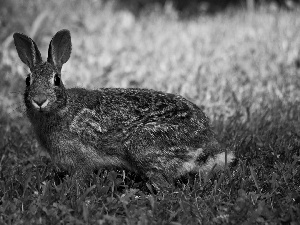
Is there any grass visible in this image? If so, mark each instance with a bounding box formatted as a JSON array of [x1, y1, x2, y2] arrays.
[[0, 0, 300, 224]]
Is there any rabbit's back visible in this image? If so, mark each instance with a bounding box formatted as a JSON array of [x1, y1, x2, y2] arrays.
[[68, 87, 209, 131], [67, 87, 211, 145]]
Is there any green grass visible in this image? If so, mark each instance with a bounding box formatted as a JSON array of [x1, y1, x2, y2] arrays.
[[1, 1, 300, 224]]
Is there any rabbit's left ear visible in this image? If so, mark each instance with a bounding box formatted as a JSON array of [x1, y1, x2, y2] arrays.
[[13, 33, 43, 70], [47, 29, 72, 72]]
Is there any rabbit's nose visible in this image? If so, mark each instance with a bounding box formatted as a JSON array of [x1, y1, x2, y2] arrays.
[[32, 95, 48, 107]]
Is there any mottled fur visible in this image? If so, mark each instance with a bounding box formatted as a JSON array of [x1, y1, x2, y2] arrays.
[[13, 29, 234, 189]]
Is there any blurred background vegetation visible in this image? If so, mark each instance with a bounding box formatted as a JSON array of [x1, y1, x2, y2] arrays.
[[1, 0, 300, 123]]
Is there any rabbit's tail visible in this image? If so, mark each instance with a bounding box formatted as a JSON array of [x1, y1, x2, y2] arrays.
[[200, 149, 235, 172], [177, 140, 234, 176]]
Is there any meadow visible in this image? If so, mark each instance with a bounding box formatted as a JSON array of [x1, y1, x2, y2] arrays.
[[0, 0, 300, 224]]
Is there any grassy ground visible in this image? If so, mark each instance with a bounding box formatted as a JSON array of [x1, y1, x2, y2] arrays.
[[1, 0, 300, 224]]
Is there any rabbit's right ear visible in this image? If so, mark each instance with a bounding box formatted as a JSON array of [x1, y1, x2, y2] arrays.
[[13, 33, 43, 70], [47, 29, 72, 72]]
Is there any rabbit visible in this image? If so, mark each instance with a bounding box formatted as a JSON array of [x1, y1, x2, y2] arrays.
[[13, 29, 234, 191]]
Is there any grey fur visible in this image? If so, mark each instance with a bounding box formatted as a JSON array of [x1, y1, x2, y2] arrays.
[[13, 29, 234, 189]]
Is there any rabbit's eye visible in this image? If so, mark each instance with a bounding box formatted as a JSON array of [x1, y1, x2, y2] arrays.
[[25, 75, 30, 86], [54, 74, 60, 86]]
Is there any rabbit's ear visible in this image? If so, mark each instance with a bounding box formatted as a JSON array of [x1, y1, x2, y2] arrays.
[[47, 29, 72, 72], [13, 33, 43, 70]]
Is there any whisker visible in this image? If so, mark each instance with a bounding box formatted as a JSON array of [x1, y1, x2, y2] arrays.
[[3, 100, 27, 116], [8, 91, 24, 97], [13, 105, 26, 112], [8, 108, 26, 116]]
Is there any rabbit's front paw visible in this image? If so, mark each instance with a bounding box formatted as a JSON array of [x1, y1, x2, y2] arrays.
[[146, 171, 172, 191]]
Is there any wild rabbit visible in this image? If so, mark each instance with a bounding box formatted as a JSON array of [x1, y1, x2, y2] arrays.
[[13, 29, 234, 191]]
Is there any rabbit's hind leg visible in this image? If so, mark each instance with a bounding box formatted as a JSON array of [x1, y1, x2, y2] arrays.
[[128, 144, 190, 190]]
